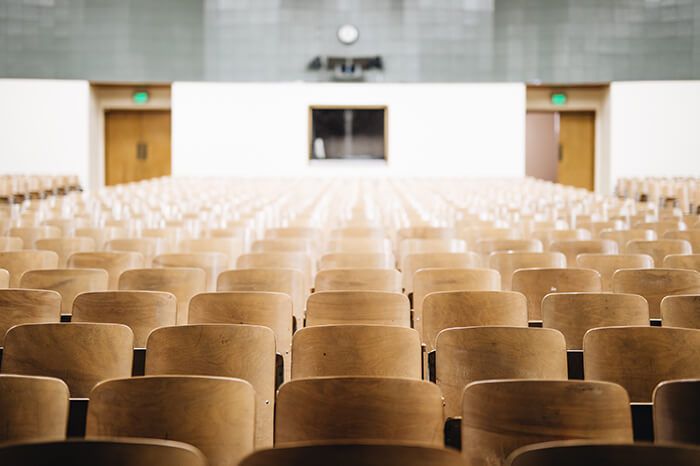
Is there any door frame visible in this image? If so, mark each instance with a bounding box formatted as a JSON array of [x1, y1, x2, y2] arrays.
[[89, 83, 171, 189], [526, 84, 611, 194]]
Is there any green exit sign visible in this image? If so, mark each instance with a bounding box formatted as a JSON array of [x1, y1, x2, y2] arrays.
[[132, 90, 149, 104], [551, 92, 567, 106]]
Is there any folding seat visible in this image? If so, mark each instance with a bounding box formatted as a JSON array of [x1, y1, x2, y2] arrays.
[[475, 239, 543, 265], [153, 252, 228, 292], [105, 238, 163, 267], [511, 268, 601, 321], [422, 290, 527, 349], [0, 236, 23, 251], [578, 219, 625, 236], [600, 228, 656, 250], [462, 380, 632, 466], [542, 293, 649, 349], [237, 252, 313, 291], [73, 291, 177, 348], [217, 269, 305, 321], [626, 239, 692, 268], [9, 226, 61, 249], [489, 252, 566, 290], [239, 443, 466, 466], [634, 220, 686, 237], [398, 238, 466, 270], [437, 327, 567, 418], [314, 268, 401, 293], [146, 324, 275, 447], [0, 374, 69, 442], [2, 323, 133, 397], [413, 268, 500, 334], [0, 289, 61, 345], [397, 226, 454, 242], [532, 229, 591, 249], [584, 326, 700, 402], [664, 229, 700, 251], [319, 252, 394, 270], [179, 237, 244, 268], [67, 251, 144, 290], [306, 290, 410, 327], [0, 250, 58, 287], [402, 252, 481, 293], [0, 438, 207, 466], [266, 226, 322, 243], [275, 377, 444, 446], [35, 238, 96, 267], [550, 240, 618, 266], [653, 379, 700, 445], [460, 227, 519, 249], [87, 375, 255, 466], [507, 441, 700, 466], [75, 226, 127, 250], [189, 291, 293, 377], [291, 325, 421, 379], [661, 294, 700, 329], [612, 268, 700, 318], [663, 253, 700, 272], [324, 238, 392, 254], [576, 253, 654, 291], [20, 269, 108, 315], [119, 268, 205, 325], [252, 238, 315, 256]]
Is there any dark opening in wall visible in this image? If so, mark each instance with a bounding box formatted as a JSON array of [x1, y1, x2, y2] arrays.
[[309, 106, 387, 161]]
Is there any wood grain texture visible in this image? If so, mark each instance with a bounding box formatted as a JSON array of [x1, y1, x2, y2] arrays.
[[0, 374, 69, 442], [87, 375, 255, 466], [72, 290, 177, 347], [402, 252, 481, 292], [119, 267, 206, 324], [35, 237, 96, 267], [0, 250, 59, 287], [153, 252, 229, 292], [600, 228, 657, 250], [612, 268, 700, 318], [0, 438, 207, 466], [664, 229, 700, 252], [654, 379, 700, 445], [576, 253, 654, 291], [2, 323, 134, 397], [180, 237, 244, 268], [319, 253, 394, 271], [462, 380, 633, 466], [507, 441, 700, 466], [437, 326, 567, 418], [423, 290, 528, 349], [626, 240, 692, 268], [512, 268, 602, 320], [475, 239, 543, 265], [663, 254, 700, 272], [146, 324, 276, 447], [292, 325, 421, 379], [489, 252, 566, 291], [217, 268, 306, 320], [275, 377, 444, 446], [239, 443, 467, 466], [315, 268, 401, 293], [661, 294, 700, 329], [549, 240, 618, 266], [542, 292, 649, 349], [237, 252, 312, 291], [20, 268, 109, 314], [9, 226, 61, 250], [67, 251, 145, 290], [0, 289, 61, 345], [583, 326, 700, 402], [306, 290, 410, 327]]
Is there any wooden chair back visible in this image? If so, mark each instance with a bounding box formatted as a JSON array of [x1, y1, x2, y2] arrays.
[[661, 294, 700, 329], [75, 226, 127, 250], [462, 380, 632, 466], [319, 253, 394, 271], [306, 291, 410, 327], [67, 251, 144, 290], [600, 228, 657, 250], [105, 238, 163, 266], [153, 252, 228, 292], [20, 269, 109, 314], [437, 327, 567, 417], [542, 292, 649, 349], [87, 375, 255, 466], [0, 289, 61, 345], [324, 238, 391, 254], [179, 237, 244, 268], [550, 240, 618, 266], [237, 252, 312, 291], [653, 379, 700, 445], [146, 324, 276, 447], [612, 268, 700, 318], [626, 239, 692, 268], [664, 229, 700, 251], [663, 254, 700, 272], [2, 323, 133, 397], [314, 268, 401, 293], [0, 250, 58, 287], [9, 226, 61, 249], [489, 252, 566, 290], [398, 238, 465, 269], [576, 253, 654, 291], [402, 252, 481, 293], [583, 326, 700, 402], [0, 237, 23, 251]]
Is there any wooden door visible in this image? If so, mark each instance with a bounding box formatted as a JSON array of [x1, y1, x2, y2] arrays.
[[105, 111, 171, 186], [557, 111, 595, 191]]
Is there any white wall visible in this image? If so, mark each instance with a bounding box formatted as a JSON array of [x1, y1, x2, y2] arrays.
[[0, 79, 90, 185], [172, 82, 526, 177], [610, 81, 700, 183]]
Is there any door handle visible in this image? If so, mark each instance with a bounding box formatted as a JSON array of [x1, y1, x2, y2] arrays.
[[136, 143, 148, 160]]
